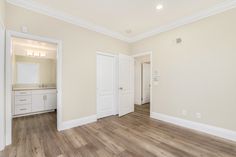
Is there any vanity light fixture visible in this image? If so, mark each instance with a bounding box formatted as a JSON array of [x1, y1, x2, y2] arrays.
[[26, 50, 46, 57], [33, 51, 40, 57], [27, 50, 33, 56], [40, 52, 46, 57]]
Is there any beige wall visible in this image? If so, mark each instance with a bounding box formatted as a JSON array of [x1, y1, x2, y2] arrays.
[[131, 8, 236, 131], [6, 4, 130, 121], [13, 55, 56, 87], [6, 2, 236, 132], [0, 0, 5, 27]]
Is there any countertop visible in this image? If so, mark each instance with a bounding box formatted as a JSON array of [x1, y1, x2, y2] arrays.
[[12, 87, 57, 91]]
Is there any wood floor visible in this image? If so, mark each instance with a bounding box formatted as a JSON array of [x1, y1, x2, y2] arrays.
[[1, 104, 236, 157]]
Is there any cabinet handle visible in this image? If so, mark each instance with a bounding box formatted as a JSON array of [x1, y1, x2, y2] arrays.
[[20, 108, 27, 111], [20, 99, 27, 101]]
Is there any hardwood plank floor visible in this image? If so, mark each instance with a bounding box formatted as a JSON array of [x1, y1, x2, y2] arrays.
[[1, 104, 236, 157]]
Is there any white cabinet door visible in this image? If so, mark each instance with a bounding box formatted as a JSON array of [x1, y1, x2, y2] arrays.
[[97, 54, 116, 119], [118, 54, 134, 117], [45, 93, 57, 110], [32, 94, 45, 112], [142, 63, 151, 104]]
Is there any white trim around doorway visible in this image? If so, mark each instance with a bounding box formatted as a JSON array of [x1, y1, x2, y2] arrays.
[[5, 30, 63, 146], [0, 23, 5, 151], [132, 51, 153, 115]]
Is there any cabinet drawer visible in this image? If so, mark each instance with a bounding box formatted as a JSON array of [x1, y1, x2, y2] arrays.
[[15, 91, 32, 96], [15, 104, 31, 115], [15, 95, 32, 105]]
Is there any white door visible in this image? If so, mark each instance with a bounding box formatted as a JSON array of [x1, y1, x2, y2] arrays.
[[142, 63, 151, 104], [118, 54, 134, 117], [97, 54, 116, 119]]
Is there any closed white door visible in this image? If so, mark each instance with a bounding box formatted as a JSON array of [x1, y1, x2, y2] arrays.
[[118, 54, 134, 117], [97, 54, 116, 119], [142, 63, 151, 104]]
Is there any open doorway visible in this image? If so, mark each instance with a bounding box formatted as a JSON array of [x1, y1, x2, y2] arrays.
[[5, 31, 62, 146], [12, 37, 57, 115], [134, 53, 151, 116]]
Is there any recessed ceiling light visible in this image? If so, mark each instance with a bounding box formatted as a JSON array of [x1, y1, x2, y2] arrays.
[[156, 4, 163, 10]]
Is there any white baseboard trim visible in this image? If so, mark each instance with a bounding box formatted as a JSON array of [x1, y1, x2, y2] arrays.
[[13, 110, 55, 118], [0, 145, 4, 151], [151, 112, 236, 142], [60, 115, 97, 131]]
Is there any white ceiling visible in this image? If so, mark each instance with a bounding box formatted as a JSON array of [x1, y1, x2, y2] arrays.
[[7, 0, 236, 42]]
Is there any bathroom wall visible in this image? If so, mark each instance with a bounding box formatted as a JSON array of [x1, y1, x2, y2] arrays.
[[13, 55, 56, 88]]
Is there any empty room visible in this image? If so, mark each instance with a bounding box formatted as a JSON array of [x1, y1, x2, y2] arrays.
[[0, 0, 236, 157]]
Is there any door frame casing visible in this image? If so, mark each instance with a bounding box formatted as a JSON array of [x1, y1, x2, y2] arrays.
[[132, 51, 153, 115], [96, 52, 118, 118], [0, 23, 5, 151], [5, 30, 63, 146]]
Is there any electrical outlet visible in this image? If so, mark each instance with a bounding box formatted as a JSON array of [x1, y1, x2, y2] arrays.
[[196, 113, 202, 119], [182, 110, 187, 116]]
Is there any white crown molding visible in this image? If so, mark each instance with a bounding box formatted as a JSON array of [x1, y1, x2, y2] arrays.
[[151, 112, 236, 142], [129, 0, 236, 42], [60, 115, 97, 131], [6, 0, 236, 43], [6, 0, 131, 42]]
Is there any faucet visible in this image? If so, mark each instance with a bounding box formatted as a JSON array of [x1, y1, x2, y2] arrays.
[[39, 83, 44, 88], [39, 83, 49, 88]]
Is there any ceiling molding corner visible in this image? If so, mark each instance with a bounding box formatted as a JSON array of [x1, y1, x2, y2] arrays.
[[6, 0, 236, 43], [6, 0, 131, 42], [129, 0, 236, 42]]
